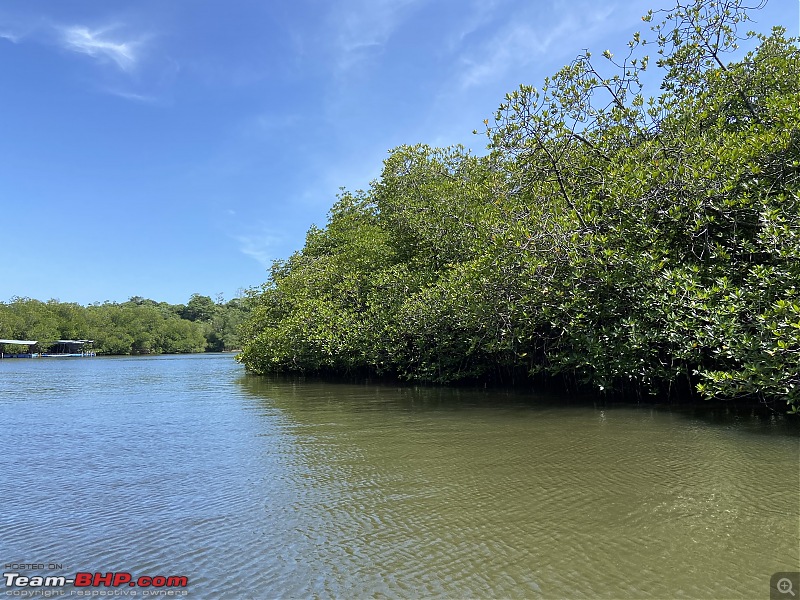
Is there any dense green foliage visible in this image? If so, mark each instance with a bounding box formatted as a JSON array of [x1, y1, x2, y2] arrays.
[[0, 294, 250, 355], [239, 0, 799, 411]]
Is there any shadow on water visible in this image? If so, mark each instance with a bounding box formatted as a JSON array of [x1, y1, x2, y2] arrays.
[[235, 372, 799, 438], [2, 354, 795, 599], [232, 371, 800, 598]]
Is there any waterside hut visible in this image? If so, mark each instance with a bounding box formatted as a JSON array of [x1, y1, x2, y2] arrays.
[[44, 340, 95, 357], [0, 339, 39, 358]]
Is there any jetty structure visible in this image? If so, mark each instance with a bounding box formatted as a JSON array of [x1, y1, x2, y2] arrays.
[[0, 339, 95, 358], [45, 340, 95, 357], [0, 339, 38, 358]]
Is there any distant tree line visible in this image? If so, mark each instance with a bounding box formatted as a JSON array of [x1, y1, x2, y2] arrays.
[[239, 0, 799, 411], [0, 294, 250, 355]]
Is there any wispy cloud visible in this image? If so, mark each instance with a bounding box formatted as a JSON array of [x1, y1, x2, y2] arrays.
[[60, 25, 142, 72], [235, 231, 284, 268], [444, 0, 505, 52], [0, 17, 40, 44], [456, 2, 630, 90], [332, 0, 422, 73], [102, 87, 159, 103], [0, 16, 153, 81], [459, 21, 565, 89], [0, 30, 21, 43]]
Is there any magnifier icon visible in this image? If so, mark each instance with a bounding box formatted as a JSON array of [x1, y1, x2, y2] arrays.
[[778, 578, 796, 597]]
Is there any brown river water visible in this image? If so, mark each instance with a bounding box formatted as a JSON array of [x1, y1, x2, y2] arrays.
[[1, 353, 797, 598]]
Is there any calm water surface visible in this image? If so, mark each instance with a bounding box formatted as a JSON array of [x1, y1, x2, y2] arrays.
[[0, 354, 797, 599]]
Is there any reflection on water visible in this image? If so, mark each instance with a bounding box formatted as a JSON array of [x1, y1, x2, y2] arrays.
[[0, 355, 797, 599]]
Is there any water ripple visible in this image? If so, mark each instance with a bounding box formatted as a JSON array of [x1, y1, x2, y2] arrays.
[[0, 358, 797, 598]]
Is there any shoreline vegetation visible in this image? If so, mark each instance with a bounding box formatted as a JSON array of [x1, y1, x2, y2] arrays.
[[0, 295, 249, 355], [237, 0, 800, 412]]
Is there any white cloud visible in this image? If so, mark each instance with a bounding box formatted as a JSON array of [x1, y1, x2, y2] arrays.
[[235, 231, 284, 268], [0, 18, 157, 94], [456, 3, 634, 90], [332, 0, 422, 72], [60, 25, 141, 72], [101, 87, 158, 103], [0, 30, 21, 43], [0, 17, 40, 44], [445, 0, 504, 51], [459, 21, 563, 89]]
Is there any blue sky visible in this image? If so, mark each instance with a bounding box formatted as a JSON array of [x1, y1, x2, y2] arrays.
[[0, 0, 794, 306]]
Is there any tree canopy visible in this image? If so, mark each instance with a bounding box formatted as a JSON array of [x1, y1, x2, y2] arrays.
[[0, 295, 250, 355], [238, 0, 799, 412]]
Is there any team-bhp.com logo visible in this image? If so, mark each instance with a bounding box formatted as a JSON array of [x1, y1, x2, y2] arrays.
[[4, 571, 188, 591]]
